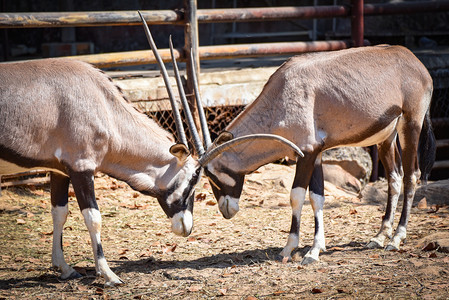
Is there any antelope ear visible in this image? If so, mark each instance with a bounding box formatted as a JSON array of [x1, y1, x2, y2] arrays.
[[214, 131, 234, 146], [170, 144, 190, 162]]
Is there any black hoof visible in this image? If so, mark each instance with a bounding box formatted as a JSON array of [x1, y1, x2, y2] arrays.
[[301, 257, 317, 265], [366, 241, 383, 249], [385, 245, 398, 251], [64, 271, 83, 280]]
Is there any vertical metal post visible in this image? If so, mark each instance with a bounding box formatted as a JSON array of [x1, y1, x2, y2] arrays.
[[184, 0, 202, 146], [351, 0, 380, 181], [351, 0, 364, 47]]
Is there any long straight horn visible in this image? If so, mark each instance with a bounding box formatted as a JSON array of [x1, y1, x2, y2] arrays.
[[138, 11, 188, 147], [169, 36, 205, 156], [189, 51, 212, 149], [198, 134, 304, 166]]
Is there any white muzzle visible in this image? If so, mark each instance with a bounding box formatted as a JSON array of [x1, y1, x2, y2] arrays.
[[170, 210, 193, 237], [218, 195, 240, 219]]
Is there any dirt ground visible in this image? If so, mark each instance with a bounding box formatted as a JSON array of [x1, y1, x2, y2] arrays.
[[0, 163, 448, 299]]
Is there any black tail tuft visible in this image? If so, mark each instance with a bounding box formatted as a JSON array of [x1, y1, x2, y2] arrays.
[[418, 110, 436, 184]]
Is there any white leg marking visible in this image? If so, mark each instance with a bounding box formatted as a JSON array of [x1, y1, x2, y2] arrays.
[[51, 205, 77, 279], [388, 225, 407, 250], [170, 210, 193, 237], [280, 187, 306, 258], [387, 173, 417, 250], [303, 191, 326, 263], [370, 170, 402, 248], [81, 208, 123, 287]]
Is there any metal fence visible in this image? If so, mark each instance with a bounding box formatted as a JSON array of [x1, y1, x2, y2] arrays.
[[1, 0, 449, 186]]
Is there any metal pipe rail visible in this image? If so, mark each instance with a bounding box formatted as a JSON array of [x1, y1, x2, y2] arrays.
[[0, 10, 183, 28], [1, 1, 449, 28], [69, 40, 354, 68]]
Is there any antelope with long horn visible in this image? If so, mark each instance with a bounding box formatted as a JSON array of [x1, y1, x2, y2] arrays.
[[138, 11, 305, 169], [201, 45, 436, 264], [0, 13, 304, 287]]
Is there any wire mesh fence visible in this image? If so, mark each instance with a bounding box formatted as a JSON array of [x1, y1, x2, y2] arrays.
[[146, 105, 245, 148]]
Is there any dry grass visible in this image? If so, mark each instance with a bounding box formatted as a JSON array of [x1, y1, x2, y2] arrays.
[[1, 164, 448, 299]]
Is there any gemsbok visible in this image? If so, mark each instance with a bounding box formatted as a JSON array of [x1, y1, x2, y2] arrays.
[[0, 13, 303, 287], [196, 45, 436, 265]]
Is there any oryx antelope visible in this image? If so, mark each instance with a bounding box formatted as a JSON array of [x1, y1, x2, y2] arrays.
[[201, 45, 436, 264], [0, 13, 303, 287], [0, 57, 202, 287]]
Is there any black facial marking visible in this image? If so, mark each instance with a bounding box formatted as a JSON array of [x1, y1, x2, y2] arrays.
[[205, 166, 244, 200], [158, 167, 202, 218]]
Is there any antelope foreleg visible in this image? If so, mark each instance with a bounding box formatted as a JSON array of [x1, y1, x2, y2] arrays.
[[302, 160, 326, 265], [70, 170, 124, 287], [280, 187, 306, 259], [50, 173, 81, 280]]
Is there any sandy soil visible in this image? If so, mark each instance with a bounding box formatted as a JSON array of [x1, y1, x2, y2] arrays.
[[0, 163, 448, 299]]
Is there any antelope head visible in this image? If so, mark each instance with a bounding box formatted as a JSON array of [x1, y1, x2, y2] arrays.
[[139, 12, 303, 222]]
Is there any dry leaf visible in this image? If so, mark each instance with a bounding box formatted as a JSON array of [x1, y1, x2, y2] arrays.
[[369, 254, 380, 259], [273, 290, 286, 295], [337, 287, 350, 294], [118, 248, 129, 255], [245, 297, 258, 300], [16, 218, 26, 224], [218, 288, 227, 295], [349, 209, 358, 215], [196, 193, 207, 201], [188, 285, 202, 292], [206, 200, 216, 206], [312, 287, 324, 294], [329, 246, 344, 251], [317, 268, 328, 273]]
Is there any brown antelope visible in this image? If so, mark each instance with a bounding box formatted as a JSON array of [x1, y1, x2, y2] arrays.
[[197, 45, 436, 264], [0, 13, 303, 287]]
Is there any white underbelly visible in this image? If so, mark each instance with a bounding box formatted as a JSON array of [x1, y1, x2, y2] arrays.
[[338, 116, 400, 148]]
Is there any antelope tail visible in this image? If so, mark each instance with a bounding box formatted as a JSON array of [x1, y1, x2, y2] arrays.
[[418, 109, 436, 184]]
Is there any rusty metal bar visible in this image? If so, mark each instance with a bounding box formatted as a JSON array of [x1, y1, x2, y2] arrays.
[[197, 40, 351, 60], [65, 47, 182, 68], [197, 5, 350, 23], [364, 0, 449, 16], [47, 41, 350, 68], [0, 2, 448, 29], [351, 0, 364, 47], [0, 10, 183, 28]]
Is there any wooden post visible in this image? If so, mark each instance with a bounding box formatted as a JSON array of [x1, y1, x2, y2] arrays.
[[184, 0, 202, 147]]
